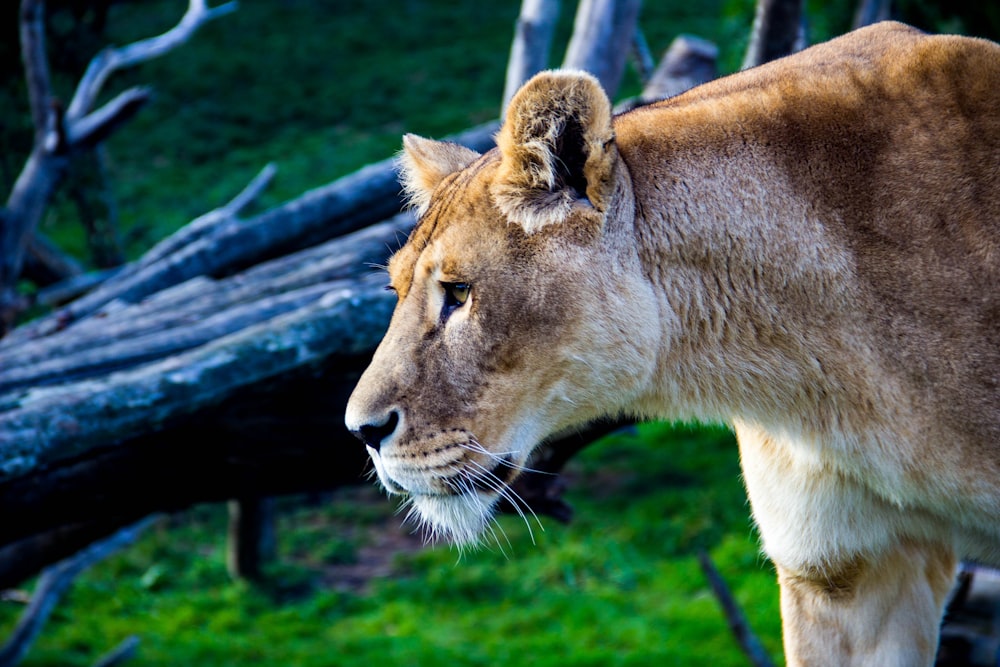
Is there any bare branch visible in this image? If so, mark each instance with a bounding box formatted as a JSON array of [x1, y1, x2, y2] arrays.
[[1, 0, 238, 336], [33, 268, 121, 309], [91, 636, 139, 667], [19, 0, 53, 141], [1, 121, 497, 344], [66, 87, 152, 149], [562, 0, 642, 98], [0, 517, 157, 667], [697, 551, 777, 667], [66, 0, 238, 121], [123, 162, 276, 275], [219, 162, 277, 218], [502, 0, 561, 115], [2, 148, 69, 307]]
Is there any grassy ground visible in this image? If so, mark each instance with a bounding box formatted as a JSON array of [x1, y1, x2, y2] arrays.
[[2, 424, 783, 667], [0, 0, 881, 665]]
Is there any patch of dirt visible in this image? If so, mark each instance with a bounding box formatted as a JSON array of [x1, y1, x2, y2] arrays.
[[301, 485, 431, 594], [319, 518, 428, 593]]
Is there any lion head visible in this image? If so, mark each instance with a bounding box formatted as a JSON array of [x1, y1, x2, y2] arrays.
[[345, 71, 660, 544]]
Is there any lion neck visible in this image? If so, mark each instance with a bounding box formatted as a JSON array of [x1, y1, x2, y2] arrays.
[[615, 122, 888, 439]]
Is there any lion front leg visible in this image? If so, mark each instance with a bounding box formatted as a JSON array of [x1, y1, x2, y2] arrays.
[[776, 540, 958, 667]]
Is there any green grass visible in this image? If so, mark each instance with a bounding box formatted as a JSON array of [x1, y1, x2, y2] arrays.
[[0, 424, 783, 666]]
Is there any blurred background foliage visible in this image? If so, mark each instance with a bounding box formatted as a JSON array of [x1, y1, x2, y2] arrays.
[[2, 0, 991, 262], [0, 1, 992, 665]]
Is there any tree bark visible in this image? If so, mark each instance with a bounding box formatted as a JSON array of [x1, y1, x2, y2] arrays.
[[562, 0, 642, 98], [502, 0, 561, 114]]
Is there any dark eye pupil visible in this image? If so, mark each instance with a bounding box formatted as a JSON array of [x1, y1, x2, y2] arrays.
[[441, 282, 470, 321]]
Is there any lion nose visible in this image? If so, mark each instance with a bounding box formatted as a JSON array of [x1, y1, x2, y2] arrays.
[[352, 410, 400, 453]]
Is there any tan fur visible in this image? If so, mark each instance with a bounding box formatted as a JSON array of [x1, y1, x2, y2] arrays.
[[346, 22, 1000, 664]]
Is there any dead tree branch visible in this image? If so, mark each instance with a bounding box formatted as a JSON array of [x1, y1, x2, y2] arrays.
[[562, 0, 642, 98], [502, 0, 561, 114], [19, 0, 55, 144], [32, 268, 120, 309], [91, 636, 140, 667], [0, 271, 395, 478], [3, 121, 497, 344], [0, 517, 157, 667], [2, 0, 238, 334], [697, 551, 777, 667], [65, 0, 237, 122]]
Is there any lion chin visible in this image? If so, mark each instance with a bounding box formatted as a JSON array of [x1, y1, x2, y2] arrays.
[[407, 493, 498, 547]]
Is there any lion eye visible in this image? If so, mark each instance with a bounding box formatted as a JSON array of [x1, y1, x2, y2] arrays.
[[440, 282, 471, 320]]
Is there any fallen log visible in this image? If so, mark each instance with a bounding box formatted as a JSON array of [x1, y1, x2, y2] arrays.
[[0, 214, 414, 393]]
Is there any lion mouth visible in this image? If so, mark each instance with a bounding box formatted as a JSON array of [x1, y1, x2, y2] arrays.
[[375, 452, 517, 500], [372, 448, 534, 546], [363, 433, 540, 547]]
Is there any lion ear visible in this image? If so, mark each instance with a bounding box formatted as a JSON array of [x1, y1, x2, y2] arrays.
[[398, 134, 481, 216], [491, 70, 617, 234]]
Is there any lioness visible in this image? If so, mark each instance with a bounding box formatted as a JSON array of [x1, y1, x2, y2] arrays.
[[345, 21, 1000, 665]]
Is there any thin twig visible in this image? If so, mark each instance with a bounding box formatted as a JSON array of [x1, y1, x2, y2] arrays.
[[697, 550, 777, 667], [219, 162, 277, 219], [91, 635, 139, 667], [133, 162, 277, 271]]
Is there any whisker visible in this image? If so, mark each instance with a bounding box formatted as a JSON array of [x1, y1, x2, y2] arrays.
[[452, 466, 510, 556], [438, 466, 489, 553], [463, 459, 542, 545], [461, 439, 553, 476]]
